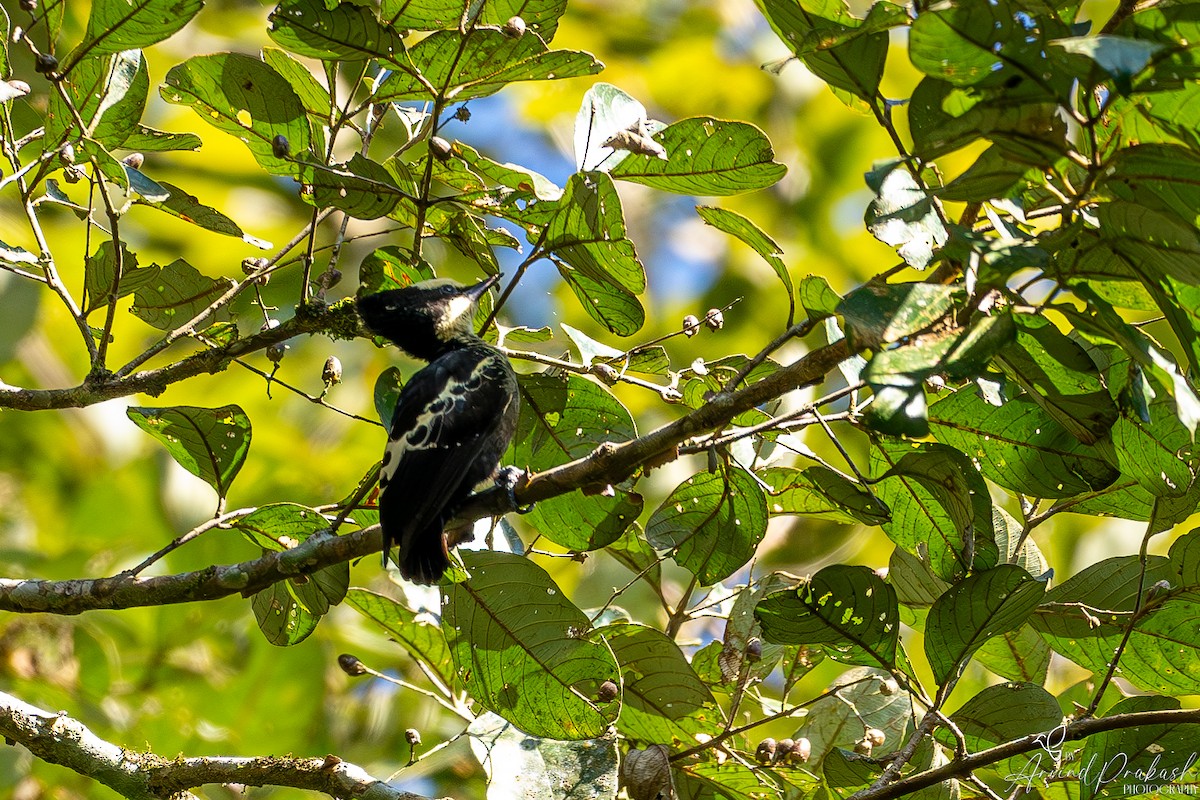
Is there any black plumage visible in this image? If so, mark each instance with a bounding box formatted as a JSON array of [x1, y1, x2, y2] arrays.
[[357, 276, 519, 585]]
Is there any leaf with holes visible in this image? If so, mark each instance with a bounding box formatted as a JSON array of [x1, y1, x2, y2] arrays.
[[129, 258, 234, 330], [646, 466, 767, 585], [268, 0, 405, 62], [611, 118, 785, 196], [929, 390, 1119, 499], [756, 565, 899, 669], [758, 465, 890, 526], [161, 53, 311, 177], [510, 373, 639, 550], [127, 404, 251, 499], [236, 504, 346, 646], [442, 551, 620, 740], [373, 29, 601, 102]]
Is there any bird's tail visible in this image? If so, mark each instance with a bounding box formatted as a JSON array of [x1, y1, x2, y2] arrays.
[[399, 526, 451, 586]]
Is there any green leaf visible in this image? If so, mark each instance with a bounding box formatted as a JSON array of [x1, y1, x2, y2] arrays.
[[1170, 527, 1200, 588], [872, 440, 999, 581], [372, 29, 602, 102], [937, 145, 1032, 202], [1053, 35, 1163, 86], [609, 117, 786, 196], [889, 546, 948, 630], [46, 50, 148, 150], [378, 0, 461, 30], [545, 172, 645, 294], [1110, 402, 1198, 499], [1032, 556, 1200, 695], [756, 0, 903, 107], [372, 366, 403, 427], [135, 181, 271, 248], [605, 524, 661, 592], [262, 46, 331, 122], [909, 77, 1069, 164], [300, 153, 407, 219], [442, 551, 620, 740], [83, 240, 158, 315], [974, 626, 1051, 685], [909, 0, 1070, 95], [359, 245, 435, 295], [126, 404, 251, 499], [600, 623, 720, 744], [161, 53, 311, 177], [838, 282, 957, 348], [1079, 696, 1197, 800], [475, 1, 569, 41], [862, 312, 1015, 384], [758, 465, 890, 525], [251, 585, 319, 647], [864, 160, 948, 269], [235, 504, 345, 646], [696, 206, 794, 324], [345, 588, 457, 692], [574, 82, 659, 172], [1113, 592, 1200, 694], [756, 565, 899, 669], [78, 0, 203, 58], [268, 0, 405, 62], [543, 173, 647, 335], [942, 683, 1062, 777], [799, 274, 841, 319], [120, 125, 202, 152], [925, 565, 1047, 686], [929, 389, 1120, 499], [129, 258, 234, 330], [452, 140, 562, 201], [646, 465, 768, 585], [511, 373, 639, 551], [994, 316, 1118, 444], [467, 713, 618, 800], [1063, 288, 1200, 437]]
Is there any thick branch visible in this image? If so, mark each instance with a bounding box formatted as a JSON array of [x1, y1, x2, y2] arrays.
[[849, 709, 1200, 800], [0, 691, 423, 799], [0, 299, 362, 411], [0, 337, 853, 614], [0, 527, 380, 614]]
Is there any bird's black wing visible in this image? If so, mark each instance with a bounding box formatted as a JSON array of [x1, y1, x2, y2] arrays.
[[378, 348, 516, 583]]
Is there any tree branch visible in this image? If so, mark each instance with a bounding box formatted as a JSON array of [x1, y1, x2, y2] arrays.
[[0, 299, 363, 411], [0, 690, 425, 799], [0, 336, 854, 614], [847, 708, 1200, 800]]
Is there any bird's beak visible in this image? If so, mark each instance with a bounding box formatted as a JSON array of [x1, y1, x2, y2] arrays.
[[464, 273, 502, 301]]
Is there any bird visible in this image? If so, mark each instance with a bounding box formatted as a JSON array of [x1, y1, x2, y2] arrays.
[[356, 275, 520, 585]]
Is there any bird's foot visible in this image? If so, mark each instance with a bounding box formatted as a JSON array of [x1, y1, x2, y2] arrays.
[[495, 466, 535, 514]]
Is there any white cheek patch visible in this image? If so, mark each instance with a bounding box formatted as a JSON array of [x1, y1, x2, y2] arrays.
[[438, 295, 474, 337]]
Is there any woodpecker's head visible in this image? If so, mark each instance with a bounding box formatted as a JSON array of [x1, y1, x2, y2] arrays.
[[357, 274, 500, 360]]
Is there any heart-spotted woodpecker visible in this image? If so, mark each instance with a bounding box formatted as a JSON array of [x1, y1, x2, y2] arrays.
[[357, 275, 519, 585]]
